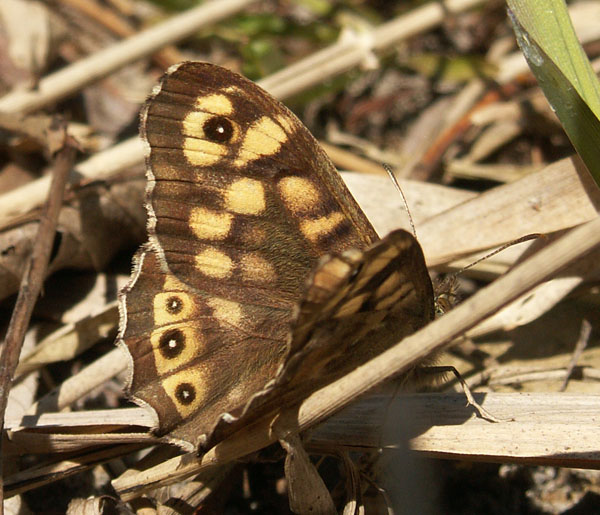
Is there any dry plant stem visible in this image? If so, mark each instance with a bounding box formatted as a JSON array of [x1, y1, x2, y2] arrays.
[[0, 137, 143, 223], [114, 215, 600, 500], [414, 76, 534, 179], [59, 0, 183, 68], [0, 113, 53, 150], [5, 407, 152, 432], [319, 142, 387, 175], [0, 0, 484, 222], [418, 156, 599, 265], [0, 0, 256, 114], [0, 0, 483, 128], [4, 443, 148, 498], [259, 0, 485, 99], [15, 302, 121, 377], [560, 319, 592, 391], [0, 0, 483, 114], [7, 432, 154, 456], [0, 141, 76, 512], [25, 347, 127, 415], [8, 389, 600, 493], [311, 393, 600, 467]]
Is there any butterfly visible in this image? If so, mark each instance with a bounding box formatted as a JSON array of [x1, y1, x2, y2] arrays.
[[117, 62, 434, 451]]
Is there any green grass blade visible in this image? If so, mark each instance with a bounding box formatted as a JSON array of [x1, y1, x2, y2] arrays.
[[507, 0, 600, 185]]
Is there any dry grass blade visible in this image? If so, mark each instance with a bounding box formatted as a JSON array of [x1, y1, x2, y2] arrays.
[[24, 347, 126, 416], [6, 407, 152, 432], [0, 0, 486, 225], [15, 302, 119, 377], [259, 0, 486, 99], [0, 137, 143, 224], [4, 443, 148, 499], [0, 0, 257, 114], [419, 156, 599, 266], [310, 393, 600, 468]]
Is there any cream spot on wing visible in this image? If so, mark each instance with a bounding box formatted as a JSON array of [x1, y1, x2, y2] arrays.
[[182, 111, 211, 138], [162, 369, 207, 417], [375, 272, 401, 299], [335, 292, 370, 317], [278, 176, 320, 215], [195, 248, 233, 278], [194, 94, 233, 115], [311, 258, 352, 291], [276, 114, 295, 133], [182, 111, 227, 166], [375, 284, 412, 310], [208, 298, 243, 326], [240, 253, 276, 282], [300, 212, 345, 242], [225, 178, 266, 215], [235, 116, 287, 166], [356, 248, 400, 290], [153, 291, 194, 326], [189, 207, 233, 240], [150, 325, 202, 374]]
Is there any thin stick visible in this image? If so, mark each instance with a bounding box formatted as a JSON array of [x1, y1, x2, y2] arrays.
[[560, 319, 592, 391], [0, 126, 76, 512], [58, 0, 183, 69], [0, 0, 256, 114], [259, 0, 485, 100]]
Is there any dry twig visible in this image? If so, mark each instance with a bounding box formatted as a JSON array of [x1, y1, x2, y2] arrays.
[[0, 124, 76, 512]]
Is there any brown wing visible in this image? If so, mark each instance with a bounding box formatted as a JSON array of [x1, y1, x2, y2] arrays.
[[119, 245, 291, 448], [205, 229, 435, 449], [120, 62, 379, 449], [289, 229, 435, 375], [141, 62, 378, 297]]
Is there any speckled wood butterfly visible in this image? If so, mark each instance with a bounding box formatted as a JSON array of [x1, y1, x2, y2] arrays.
[[118, 62, 434, 451]]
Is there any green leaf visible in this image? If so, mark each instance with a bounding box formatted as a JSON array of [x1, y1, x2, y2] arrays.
[[507, 0, 600, 185]]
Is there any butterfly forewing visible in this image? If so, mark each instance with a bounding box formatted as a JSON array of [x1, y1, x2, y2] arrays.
[[142, 62, 378, 296]]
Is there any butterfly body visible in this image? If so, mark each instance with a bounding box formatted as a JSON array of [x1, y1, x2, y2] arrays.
[[118, 62, 434, 450]]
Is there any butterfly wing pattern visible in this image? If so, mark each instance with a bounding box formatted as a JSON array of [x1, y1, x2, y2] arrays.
[[118, 62, 434, 451]]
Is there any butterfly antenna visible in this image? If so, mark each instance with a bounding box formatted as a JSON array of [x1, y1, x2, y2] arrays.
[[457, 233, 542, 275], [383, 163, 417, 239], [435, 234, 542, 315]]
